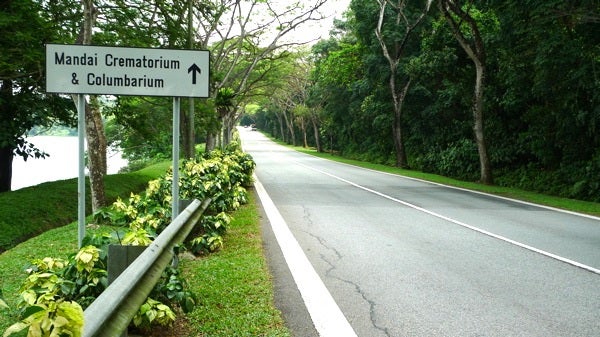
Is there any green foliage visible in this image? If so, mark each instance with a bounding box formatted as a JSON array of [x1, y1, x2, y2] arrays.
[[97, 146, 254, 257], [189, 234, 224, 255], [414, 139, 480, 181], [152, 267, 197, 314], [132, 297, 176, 328], [78, 145, 255, 330], [180, 148, 254, 213], [189, 212, 231, 255], [17, 246, 107, 310], [3, 245, 105, 337], [3, 300, 84, 337]]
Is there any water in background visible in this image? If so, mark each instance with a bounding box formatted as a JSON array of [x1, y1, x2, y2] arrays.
[[11, 136, 127, 190]]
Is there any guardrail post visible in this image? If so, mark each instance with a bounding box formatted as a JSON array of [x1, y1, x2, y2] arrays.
[[107, 245, 147, 337]]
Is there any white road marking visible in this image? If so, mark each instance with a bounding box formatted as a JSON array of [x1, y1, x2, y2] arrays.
[[253, 175, 358, 337], [295, 161, 600, 275]]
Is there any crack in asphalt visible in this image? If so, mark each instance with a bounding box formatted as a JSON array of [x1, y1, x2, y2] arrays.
[[302, 222, 391, 337]]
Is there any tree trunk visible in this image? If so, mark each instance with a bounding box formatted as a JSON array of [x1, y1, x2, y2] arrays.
[[439, 0, 493, 184], [311, 117, 322, 152], [184, 0, 196, 158], [185, 98, 195, 158], [391, 79, 411, 168], [282, 111, 296, 146], [300, 118, 308, 148], [205, 132, 217, 152], [0, 79, 13, 192], [473, 60, 492, 184], [374, 0, 430, 169], [223, 115, 232, 147], [86, 96, 107, 210], [75, 0, 106, 211], [276, 113, 286, 143], [0, 146, 13, 192]]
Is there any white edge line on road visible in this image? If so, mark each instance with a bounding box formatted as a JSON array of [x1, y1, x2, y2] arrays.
[[295, 162, 600, 276], [297, 150, 600, 221], [253, 174, 358, 337]]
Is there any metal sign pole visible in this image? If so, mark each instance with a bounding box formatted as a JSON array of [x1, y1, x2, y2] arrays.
[[77, 94, 86, 248], [172, 97, 181, 220]]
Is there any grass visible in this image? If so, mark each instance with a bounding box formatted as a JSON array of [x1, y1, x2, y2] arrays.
[[181, 191, 290, 337], [289, 146, 600, 217]]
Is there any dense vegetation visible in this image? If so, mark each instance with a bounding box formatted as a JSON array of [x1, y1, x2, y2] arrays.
[[250, 1, 600, 202], [1, 144, 258, 336]]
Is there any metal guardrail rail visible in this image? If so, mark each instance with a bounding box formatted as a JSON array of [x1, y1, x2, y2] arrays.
[[82, 198, 211, 337]]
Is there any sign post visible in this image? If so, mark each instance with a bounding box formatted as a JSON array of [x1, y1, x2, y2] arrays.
[[77, 94, 86, 248], [172, 97, 181, 219], [46, 44, 210, 245]]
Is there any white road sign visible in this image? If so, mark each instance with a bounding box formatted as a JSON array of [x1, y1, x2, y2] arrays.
[[46, 44, 210, 97]]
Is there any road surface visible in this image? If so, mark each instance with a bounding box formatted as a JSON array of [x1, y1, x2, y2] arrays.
[[240, 128, 600, 337]]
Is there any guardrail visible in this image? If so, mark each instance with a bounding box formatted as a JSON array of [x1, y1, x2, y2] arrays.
[[83, 198, 211, 337]]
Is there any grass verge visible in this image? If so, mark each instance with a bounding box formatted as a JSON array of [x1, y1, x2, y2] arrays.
[[181, 191, 290, 337], [290, 146, 600, 217]]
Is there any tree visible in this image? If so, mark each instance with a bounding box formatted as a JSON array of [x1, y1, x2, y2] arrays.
[[74, 0, 108, 211], [374, 0, 433, 168], [438, 0, 493, 184], [0, 0, 77, 192]]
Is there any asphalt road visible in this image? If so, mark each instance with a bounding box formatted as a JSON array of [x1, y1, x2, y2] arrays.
[[239, 128, 600, 337]]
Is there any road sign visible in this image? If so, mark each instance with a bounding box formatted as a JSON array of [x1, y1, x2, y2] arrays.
[[46, 44, 210, 97]]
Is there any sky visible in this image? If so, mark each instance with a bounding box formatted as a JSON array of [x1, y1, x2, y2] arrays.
[[308, 0, 351, 39], [274, 0, 351, 45]]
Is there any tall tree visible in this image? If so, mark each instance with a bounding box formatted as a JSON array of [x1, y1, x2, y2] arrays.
[[73, 0, 107, 211], [438, 0, 493, 184], [0, 0, 77, 192], [374, 0, 433, 168]]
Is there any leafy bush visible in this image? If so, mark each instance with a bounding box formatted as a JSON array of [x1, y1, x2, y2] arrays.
[[3, 245, 104, 337], [151, 267, 197, 314], [495, 154, 600, 203], [3, 299, 84, 337], [189, 233, 224, 255], [132, 297, 176, 328], [414, 139, 479, 181]]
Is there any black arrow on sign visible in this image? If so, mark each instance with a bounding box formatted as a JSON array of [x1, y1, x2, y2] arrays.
[[188, 63, 202, 84]]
